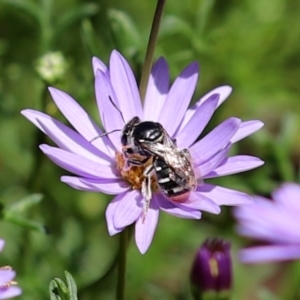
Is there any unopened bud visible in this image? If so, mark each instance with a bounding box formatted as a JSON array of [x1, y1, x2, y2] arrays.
[[190, 239, 232, 300]]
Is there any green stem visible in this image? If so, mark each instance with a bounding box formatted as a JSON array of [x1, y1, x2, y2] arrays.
[[139, 0, 166, 102], [116, 227, 128, 300]]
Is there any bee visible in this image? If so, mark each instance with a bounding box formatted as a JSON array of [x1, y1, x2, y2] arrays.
[[140, 130, 197, 213], [91, 96, 196, 217], [120, 116, 196, 215]]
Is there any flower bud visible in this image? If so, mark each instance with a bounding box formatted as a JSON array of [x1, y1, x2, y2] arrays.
[[35, 51, 68, 84], [190, 239, 232, 300]]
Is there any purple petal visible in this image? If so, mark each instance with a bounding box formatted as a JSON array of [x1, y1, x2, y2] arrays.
[[106, 195, 125, 235], [113, 190, 142, 228], [135, 196, 160, 254], [94, 70, 125, 149], [0, 270, 15, 286], [157, 195, 201, 219], [230, 120, 264, 143], [0, 240, 4, 252], [178, 85, 232, 130], [158, 62, 199, 136], [194, 144, 231, 178], [40, 144, 118, 179], [205, 155, 264, 178], [109, 50, 142, 121], [22, 110, 113, 165], [190, 118, 241, 165], [47, 87, 115, 156], [175, 94, 219, 148], [92, 56, 108, 76], [0, 286, 22, 299], [61, 176, 129, 194], [143, 57, 169, 121], [180, 191, 221, 214], [197, 183, 253, 206], [272, 183, 300, 213], [239, 245, 300, 263]]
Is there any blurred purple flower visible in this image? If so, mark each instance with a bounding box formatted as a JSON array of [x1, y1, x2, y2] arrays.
[[235, 183, 300, 263], [22, 50, 264, 253], [0, 240, 22, 299], [190, 239, 232, 298]]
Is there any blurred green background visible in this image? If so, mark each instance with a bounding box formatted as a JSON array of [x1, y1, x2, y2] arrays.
[[0, 0, 300, 299]]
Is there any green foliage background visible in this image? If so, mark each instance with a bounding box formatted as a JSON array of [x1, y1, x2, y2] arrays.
[[0, 0, 300, 299]]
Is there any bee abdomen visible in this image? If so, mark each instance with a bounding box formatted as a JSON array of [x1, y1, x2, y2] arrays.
[[154, 158, 189, 199]]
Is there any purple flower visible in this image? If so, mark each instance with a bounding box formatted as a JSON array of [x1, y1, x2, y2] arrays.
[[190, 239, 232, 296], [0, 240, 22, 299], [234, 183, 300, 263], [22, 50, 264, 253]]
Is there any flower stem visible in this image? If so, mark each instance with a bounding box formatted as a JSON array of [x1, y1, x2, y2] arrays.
[[139, 0, 166, 102], [116, 227, 128, 300]]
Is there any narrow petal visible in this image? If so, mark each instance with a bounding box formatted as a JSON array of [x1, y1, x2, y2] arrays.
[[158, 62, 199, 136], [106, 195, 125, 235], [180, 191, 221, 214], [176, 94, 219, 148], [92, 56, 108, 76], [239, 245, 300, 263], [272, 183, 300, 213], [95, 70, 125, 149], [135, 196, 160, 254], [0, 240, 4, 252], [109, 50, 142, 121], [205, 156, 264, 178], [40, 144, 118, 179], [190, 118, 241, 165], [22, 109, 113, 165], [113, 190, 142, 228], [143, 57, 169, 121], [61, 176, 129, 194], [157, 195, 201, 219], [178, 85, 232, 130], [0, 286, 22, 299], [230, 120, 264, 143], [197, 184, 253, 206], [48, 87, 115, 155], [0, 270, 15, 285], [194, 144, 231, 178]]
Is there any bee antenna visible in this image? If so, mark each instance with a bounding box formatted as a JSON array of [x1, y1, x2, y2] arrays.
[[108, 96, 125, 124], [89, 129, 122, 143]]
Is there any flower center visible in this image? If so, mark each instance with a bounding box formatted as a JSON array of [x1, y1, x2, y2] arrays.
[[115, 152, 157, 192]]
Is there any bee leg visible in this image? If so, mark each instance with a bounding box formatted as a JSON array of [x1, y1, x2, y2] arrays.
[[141, 164, 155, 222]]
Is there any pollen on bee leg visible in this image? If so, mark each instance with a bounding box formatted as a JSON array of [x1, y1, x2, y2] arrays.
[[115, 152, 157, 222]]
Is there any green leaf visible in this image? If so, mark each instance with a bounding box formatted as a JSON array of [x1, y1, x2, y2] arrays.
[[3, 214, 47, 233], [1, 194, 45, 232], [54, 3, 99, 39], [8, 193, 43, 212], [160, 15, 193, 38], [81, 18, 101, 55], [49, 280, 62, 300], [0, 0, 41, 23], [49, 272, 78, 300], [108, 9, 141, 57], [65, 271, 78, 300]]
